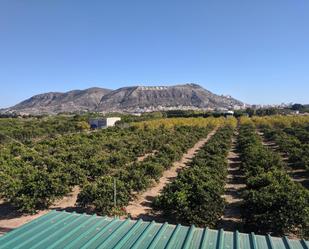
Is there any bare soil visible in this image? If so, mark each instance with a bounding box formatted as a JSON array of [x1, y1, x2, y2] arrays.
[[136, 151, 158, 162], [0, 186, 80, 236], [218, 136, 246, 231], [0, 149, 164, 236], [258, 130, 309, 188], [287, 168, 309, 188], [125, 128, 218, 221]]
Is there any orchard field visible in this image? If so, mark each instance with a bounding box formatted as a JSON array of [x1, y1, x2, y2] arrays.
[[0, 114, 308, 238], [0, 117, 222, 214]]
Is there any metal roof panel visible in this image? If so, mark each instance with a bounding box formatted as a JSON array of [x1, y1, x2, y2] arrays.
[[0, 211, 308, 249]]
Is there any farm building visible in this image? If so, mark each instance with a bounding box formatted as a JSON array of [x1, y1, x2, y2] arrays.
[[89, 117, 121, 129], [0, 210, 308, 249], [223, 110, 234, 118]]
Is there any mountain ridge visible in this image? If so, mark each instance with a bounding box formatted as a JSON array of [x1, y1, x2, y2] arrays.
[[2, 84, 245, 114]]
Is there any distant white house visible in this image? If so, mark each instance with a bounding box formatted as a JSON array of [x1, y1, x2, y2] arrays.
[[226, 110, 234, 115], [89, 117, 121, 129]]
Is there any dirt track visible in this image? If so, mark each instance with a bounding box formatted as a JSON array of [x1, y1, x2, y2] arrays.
[[0, 186, 80, 236], [125, 128, 218, 221], [258, 130, 309, 188], [0, 150, 166, 235], [0, 128, 219, 235], [218, 135, 245, 231]]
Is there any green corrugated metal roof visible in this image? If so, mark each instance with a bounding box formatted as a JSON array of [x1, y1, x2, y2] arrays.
[[0, 210, 308, 249]]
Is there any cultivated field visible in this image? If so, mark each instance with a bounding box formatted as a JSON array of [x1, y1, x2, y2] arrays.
[[0, 115, 308, 239]]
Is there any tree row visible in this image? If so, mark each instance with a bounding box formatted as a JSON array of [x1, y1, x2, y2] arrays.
[[1, 119, 221, 214], [237, 119, 309, 237], [153, 125, 235, 227]]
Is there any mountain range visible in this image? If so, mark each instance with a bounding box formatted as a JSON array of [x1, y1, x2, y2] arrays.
[[1, 84, 245, 114]]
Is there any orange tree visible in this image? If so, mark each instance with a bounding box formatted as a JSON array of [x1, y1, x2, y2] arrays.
[[153, 125, 234, 227], [237, 123, 309, 237]]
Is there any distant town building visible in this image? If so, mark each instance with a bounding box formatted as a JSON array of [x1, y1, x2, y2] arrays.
[[89, 117, 121, 129]]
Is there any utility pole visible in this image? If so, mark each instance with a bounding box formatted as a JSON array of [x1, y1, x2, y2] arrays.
[[113, 178, 117, 208]]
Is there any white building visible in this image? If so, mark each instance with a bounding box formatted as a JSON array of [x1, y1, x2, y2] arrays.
[[89, 117, 121, 129]]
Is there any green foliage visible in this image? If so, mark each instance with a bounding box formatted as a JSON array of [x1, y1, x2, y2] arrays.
[[153, 126, 233, 227], [76, 125, 212, 213], [244, 170, 309, 236], [0, 116, 89, 143], [262, 125, 309, 170], [0, 165, 69, 213], [76, 121, 90, 131], [291, 103, 305, 111], [0, 116, 213, 214], [238, 123, 309, 236], [77, 176, 130, 216]]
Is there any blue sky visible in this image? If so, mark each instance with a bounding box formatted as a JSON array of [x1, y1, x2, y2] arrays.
[[0, 0, 308, 108]]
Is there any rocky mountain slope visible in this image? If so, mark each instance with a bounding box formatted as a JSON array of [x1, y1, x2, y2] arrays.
[[97, 84, 244, 112], [2, 84, 245, 114], [4, 87, 112, 114]]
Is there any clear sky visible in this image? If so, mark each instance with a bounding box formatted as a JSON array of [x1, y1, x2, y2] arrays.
[[0, 0, 308, 108]]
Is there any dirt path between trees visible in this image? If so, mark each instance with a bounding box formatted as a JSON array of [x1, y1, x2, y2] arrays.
[[0, 186, 80, 236], [257, 130, 309, 188], [0, 149, 164, 236], [218, 134, 246, 231], [125, 127, 218, 221], [136, 151, 157, 162]]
